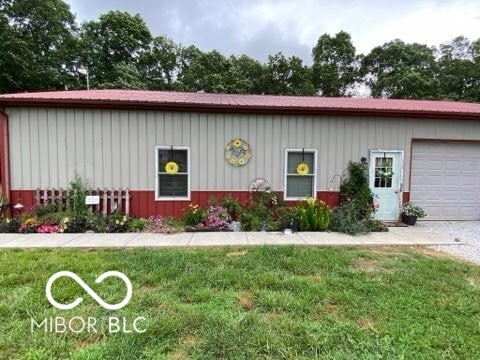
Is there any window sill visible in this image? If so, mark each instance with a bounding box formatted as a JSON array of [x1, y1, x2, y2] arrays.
[[155, 196, 190, 201], [284, 196, 316, 201]]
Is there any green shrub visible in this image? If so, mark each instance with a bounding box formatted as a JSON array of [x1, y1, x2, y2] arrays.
[[35, 203, 60, 217], [239, 210, 264, 231], [38, 210, 73, 225], [86, 214, 107, 232], [297, 198, 330, 231], [106, 212, 130, 233], [182, 204, 207, 227], [238, 191, 287, 231], [340, 161, 373, 218], [128, 217, 151, 232], [365, 218, 389, 232], [220, 194, 243, 220], [329, 202, 370, 235], [59, 216, 87, 233], [332, 161, 383, 234], [69, 171, 91, 217], [0, 219, 20, 233], [275, 206, 300, 231]]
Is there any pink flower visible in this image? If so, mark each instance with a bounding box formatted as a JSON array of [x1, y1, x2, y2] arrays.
[[37, 224, 60, 233]]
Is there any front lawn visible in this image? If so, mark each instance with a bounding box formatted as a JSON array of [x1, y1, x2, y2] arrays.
[[1, 246, 479, 359]]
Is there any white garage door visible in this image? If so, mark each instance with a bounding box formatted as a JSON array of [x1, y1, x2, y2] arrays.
[[411, 141, 480, 220]]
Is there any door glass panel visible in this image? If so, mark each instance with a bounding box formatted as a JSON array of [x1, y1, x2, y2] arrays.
[[374, 157, 394, 188]]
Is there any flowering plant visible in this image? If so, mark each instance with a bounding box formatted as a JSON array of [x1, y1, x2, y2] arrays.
[[143, 216, 183, 234], [37, 224, 60, 233], [106, 213, 130, 233], [182, 203, 206, 227], [296, 198, 330, 231], [59, 217, 69, 233], [401, 202, 427, 218], [18, 218, 39, 233], [206, 205, 230, 229]]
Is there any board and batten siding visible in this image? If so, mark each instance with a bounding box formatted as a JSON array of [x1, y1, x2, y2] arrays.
[[6, 107, 480, 193]]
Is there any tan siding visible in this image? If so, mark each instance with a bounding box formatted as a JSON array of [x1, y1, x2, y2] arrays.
[[6, 107, 480, 193]]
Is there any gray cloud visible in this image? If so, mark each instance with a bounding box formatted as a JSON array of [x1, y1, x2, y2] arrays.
[[241, 22, 312, 63], [66, 0, 480, 63]]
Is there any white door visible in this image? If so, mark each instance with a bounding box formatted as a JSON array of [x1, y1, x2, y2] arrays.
[[411, 141, 480, 220], [369, 150, 403, 221]]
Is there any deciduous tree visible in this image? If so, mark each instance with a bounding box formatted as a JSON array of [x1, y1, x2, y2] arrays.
[[262, 52, 314, 95], [361, 40, 439, 99], [0, 0, 77, 92], [312, 31, 359, 96], [78, 11, 151, 88]]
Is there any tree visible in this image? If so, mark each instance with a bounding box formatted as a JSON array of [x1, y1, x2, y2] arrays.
[[437, 36, 480, 101], [312, 31, 359, 96], [176, 48, 231, 92], [262, 52, 315, 95], [138, 35, 180, 90], [361, 40, 439, 99], [0, 0, 77, 92], [223, 55, 265, 94], [78, 11, 151, 88]]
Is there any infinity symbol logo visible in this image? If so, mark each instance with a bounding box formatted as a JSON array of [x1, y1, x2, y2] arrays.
[[46, 271, 132, 310]]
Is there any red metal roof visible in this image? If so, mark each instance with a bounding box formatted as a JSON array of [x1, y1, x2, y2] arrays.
[[1, 90, 480, 119]]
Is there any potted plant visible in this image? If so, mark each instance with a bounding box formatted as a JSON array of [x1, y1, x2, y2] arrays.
[[400, 202, 427, 225]]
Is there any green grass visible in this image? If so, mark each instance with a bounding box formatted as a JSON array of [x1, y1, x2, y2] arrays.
[[1, 246, 480, 359]]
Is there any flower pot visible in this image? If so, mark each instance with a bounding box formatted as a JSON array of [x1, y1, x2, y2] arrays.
[[402, 214, 417, 226]]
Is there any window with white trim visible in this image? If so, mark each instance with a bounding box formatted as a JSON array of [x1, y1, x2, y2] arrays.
[[156, 146, 190, 200], [284, 149, 317, 200]]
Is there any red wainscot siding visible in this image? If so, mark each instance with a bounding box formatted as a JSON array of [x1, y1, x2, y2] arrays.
[[9, 190, 410, 218], [9, 189, 344, 218], [125, 190, 343, 218], [9, 190, 36, 216]]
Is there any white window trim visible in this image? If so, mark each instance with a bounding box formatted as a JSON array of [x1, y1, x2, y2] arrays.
[[284, 148, 317, 201], [155, 145, 191, 201]]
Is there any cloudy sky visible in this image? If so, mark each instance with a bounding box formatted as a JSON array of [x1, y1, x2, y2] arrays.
[[66, 0, 480, 63]]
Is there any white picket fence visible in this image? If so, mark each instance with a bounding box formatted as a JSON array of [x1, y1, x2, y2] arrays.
[[35, 188, 131, 215]]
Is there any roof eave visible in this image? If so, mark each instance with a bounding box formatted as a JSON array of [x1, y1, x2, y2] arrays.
[[0, 98, 479, 120]]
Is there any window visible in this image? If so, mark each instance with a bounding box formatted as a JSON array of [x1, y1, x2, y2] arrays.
[[284, 149, 317, 200], [156, 146, 190, 200], [374, 157, 393, 188]]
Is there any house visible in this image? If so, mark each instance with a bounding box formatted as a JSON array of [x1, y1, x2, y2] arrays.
[[0, 90, 479, 221]]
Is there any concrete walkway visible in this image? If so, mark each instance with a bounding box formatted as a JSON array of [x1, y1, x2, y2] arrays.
[[0, 227, 461, 248]]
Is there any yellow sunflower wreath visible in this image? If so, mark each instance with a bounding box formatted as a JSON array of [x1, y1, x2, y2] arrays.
[[296, 162, 309, 175], [233, 139, 242, 148], [165, 161, 179, 174]]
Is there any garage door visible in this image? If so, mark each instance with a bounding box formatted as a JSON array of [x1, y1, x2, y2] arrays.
[[411, 141, 480, 220]]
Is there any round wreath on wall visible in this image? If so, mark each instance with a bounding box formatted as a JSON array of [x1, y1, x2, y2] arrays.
[[225, 138, 252, 166]]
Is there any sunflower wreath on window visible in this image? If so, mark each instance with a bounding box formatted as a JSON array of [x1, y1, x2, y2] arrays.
[[225, 138, 252, 167], [296, 162, 309, 175], [165, 161, 179, 175]]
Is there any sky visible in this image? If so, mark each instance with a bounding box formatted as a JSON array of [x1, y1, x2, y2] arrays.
[[65, 0, 480, 64]]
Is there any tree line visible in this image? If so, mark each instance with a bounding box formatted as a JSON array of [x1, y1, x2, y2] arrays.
[[1, 0, 479, 101]]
